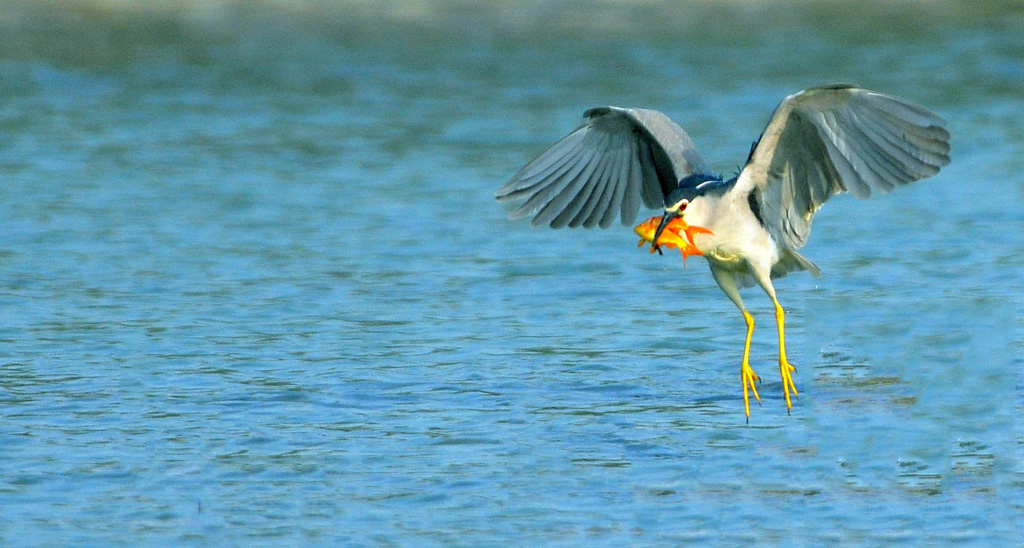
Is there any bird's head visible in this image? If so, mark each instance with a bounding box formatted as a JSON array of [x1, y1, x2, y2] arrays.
[[653, 174, 719, 250], [653, 196, 688, 248], [653, 186, 698, 250]]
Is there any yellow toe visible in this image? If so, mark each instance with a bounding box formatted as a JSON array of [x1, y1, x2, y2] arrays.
[[741, 363, 761, 420], [779, 360, 798, 412]]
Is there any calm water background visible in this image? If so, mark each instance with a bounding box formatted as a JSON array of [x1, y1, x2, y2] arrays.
[[1, 1, 1022, 546]]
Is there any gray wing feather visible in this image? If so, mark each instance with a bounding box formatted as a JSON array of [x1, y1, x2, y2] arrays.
[[552, 146, 607, 228], [568, 151, 614, 228], [600, 144, 630, 228], [735, 84, 951, 249], [531, 145, 600, 227], [508, 135, 598, 221], [545, 149, 604, 228], [637, 137, 666, 208], [582, 152, 619, 228], [496, 106, 708, 228], [619, 142, 644, 225]]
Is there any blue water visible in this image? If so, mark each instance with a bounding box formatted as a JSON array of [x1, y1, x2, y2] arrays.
[[1, 1, 1022, 546]]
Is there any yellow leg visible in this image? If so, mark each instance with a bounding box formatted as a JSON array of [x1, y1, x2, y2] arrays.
[[740, 310, 760, 420], [772, 299, 798, 413]]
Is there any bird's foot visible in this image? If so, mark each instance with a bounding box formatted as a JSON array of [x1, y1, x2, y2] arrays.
[[779, 359, 798, 414], [741, 363, 761, 421]]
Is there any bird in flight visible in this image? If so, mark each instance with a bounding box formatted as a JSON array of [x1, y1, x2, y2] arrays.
[[496, 84, 950, 420]]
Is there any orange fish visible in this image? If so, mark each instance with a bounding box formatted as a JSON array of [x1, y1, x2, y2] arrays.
[[634, 216, 713, 262]]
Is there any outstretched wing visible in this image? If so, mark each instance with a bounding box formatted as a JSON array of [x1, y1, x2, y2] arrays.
[[734, 84, 951, 249], [496, 106, 709, 228]]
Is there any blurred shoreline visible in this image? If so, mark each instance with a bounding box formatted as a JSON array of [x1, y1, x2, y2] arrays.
[[3, 0, 1019, 70], [2, 0, 1017, 28]]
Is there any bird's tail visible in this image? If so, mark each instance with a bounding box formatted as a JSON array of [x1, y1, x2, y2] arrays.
[[771, 250, 822, 279]]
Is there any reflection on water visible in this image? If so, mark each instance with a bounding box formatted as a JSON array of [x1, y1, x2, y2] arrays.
[[1, 1, 1021, 546]]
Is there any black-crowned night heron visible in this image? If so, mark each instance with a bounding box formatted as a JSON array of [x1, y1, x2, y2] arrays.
[[496, 84, 950, 420]]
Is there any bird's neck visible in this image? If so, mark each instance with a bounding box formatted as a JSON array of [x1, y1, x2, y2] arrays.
[[681, 195, 715, 229]]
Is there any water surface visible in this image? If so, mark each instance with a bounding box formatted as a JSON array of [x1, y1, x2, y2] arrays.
[[1, 1, 1021, 546]]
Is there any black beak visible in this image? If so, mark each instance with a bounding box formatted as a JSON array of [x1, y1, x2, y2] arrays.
[[651, 210, 679, 252]]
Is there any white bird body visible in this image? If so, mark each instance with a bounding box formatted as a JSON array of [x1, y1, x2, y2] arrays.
[[496, 84, 950, 419], [690, 188, 777, 274]]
